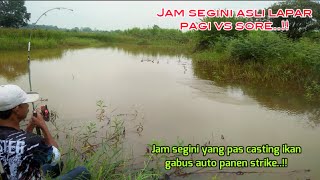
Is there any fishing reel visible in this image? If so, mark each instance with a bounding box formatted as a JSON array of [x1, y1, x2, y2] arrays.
[[32, 105, 50, 122]]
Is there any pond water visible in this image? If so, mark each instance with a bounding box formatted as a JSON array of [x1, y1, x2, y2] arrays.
[[0, 46, 319, 180]]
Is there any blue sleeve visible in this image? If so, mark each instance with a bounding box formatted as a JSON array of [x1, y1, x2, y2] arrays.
[[32, 140, 54, 165], [25, 133, 54, 165]]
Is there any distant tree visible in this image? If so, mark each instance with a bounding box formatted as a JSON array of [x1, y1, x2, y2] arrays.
[[152, 24, 160, 29], [267, 0, 320, 40], [71, 27, 80, 32], [81, 27, 92, 32], [0, 0, 30, 28], [151, 24, 160, 36]]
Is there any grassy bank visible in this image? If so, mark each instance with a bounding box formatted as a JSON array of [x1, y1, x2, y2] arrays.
[[0, 27, 195, 52], [0, 28, 132, 50], [192, 30, 320, 102]]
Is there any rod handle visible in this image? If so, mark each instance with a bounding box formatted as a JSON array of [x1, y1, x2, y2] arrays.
[[33, 111, 41, 135], [28, 42, 31, 52]]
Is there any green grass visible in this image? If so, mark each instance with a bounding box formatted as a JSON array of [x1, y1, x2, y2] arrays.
[[0, 28, 117, 50], [0, 28, 195, 51], [42, 100, 161, 180], [47, 100, 224, 180]]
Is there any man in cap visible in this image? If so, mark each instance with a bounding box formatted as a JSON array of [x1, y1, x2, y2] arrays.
[[0, 85, 90, 179]]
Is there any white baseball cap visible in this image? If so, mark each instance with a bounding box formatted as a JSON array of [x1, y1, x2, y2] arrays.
[[0, 85, 39, 111]]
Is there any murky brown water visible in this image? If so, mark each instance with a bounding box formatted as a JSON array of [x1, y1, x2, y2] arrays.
[[0, 46, 319, 180]]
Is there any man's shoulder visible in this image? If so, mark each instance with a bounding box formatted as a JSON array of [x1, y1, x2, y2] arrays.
[[0, 126, 43, 144]]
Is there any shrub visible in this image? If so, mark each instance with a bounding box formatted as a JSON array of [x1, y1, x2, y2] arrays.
[[227, 31, 290, 63], [196, 16, 248, 50]]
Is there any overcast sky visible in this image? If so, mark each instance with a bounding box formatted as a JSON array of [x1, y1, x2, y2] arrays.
[[25, 1, 276, 31]]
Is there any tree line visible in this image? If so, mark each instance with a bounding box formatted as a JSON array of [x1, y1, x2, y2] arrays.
[[0, 0, 319, 40]]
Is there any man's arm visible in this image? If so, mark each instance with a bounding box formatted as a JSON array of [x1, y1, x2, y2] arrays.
[[31, 112, 59, 148], [40, 125, 59, 148], [25, 121, 35, 133]]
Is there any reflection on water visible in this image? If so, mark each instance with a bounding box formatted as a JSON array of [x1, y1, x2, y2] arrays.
[[107, 44, 186, 59], [0, 53, 28, 81], [0, 49, 67, 81], [192, 60, 320, 127], [226, 87, 245, 100]]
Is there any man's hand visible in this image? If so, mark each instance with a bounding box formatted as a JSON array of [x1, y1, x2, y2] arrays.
[[31, 112, 48, 130], [25, 120, 35, 133], [30, 111, 59, 148]]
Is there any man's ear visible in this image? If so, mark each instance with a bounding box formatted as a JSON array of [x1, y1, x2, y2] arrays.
[[12, 106, 19, 115]]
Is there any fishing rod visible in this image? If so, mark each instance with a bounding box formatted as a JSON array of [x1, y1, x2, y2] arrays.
[[0, 8, 74, 180], [27, 7, 73, 135]]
